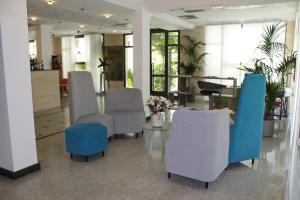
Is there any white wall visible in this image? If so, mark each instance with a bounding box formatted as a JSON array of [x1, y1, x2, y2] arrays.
[[0, 0, 38, 172]]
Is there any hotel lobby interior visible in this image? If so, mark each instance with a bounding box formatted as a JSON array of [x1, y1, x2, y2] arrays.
[[1, 0, 300, 199]]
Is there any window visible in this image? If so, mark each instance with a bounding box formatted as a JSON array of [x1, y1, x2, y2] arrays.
[[124, 34, 134, 88], [205, 22, 286, 85], [74, 35, 86, 71], [29, 40, 37, 59]]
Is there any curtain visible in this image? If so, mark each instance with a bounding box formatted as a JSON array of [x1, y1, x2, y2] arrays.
[[204, 22, 285, 86], [61, 36, 75, 78], [61, 34, 103, 92], [85, 34, 102, 93]]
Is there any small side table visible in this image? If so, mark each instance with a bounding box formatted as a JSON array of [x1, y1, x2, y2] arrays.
[[143, 123, 171, 156]]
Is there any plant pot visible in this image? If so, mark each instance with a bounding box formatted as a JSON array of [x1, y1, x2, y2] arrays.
[[263, 120, 275, 137], [187, 95, 195, 103], [152, 113, 165, 127]]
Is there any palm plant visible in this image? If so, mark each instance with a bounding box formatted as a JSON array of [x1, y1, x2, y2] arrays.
[[180, 35, 207, 75], [276, 51, 297, 85], [239, 22, 296, 119]]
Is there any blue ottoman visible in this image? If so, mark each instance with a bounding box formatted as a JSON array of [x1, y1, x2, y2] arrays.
[[65, 123, 108, 162]]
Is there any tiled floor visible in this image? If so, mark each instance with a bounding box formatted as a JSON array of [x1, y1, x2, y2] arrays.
[[0, 96, 294, 200]]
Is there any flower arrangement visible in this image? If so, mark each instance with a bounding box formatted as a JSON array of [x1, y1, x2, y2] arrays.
[[146, 96, 172, 114]]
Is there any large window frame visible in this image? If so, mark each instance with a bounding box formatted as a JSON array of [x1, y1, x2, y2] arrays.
[[150, 29, 180, 96]]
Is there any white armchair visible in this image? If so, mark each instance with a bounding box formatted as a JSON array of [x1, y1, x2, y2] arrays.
[[165, 109, 229, 188]]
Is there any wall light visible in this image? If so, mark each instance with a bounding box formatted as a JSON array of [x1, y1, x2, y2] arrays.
[[31, 17, 38, 21], [47, 0, 54, 5], [103, 13, 112, 18]]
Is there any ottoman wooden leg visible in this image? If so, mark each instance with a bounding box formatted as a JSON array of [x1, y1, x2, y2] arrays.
[[102, 152, 105, 157], [70, 153, 73, 159], [85, 156, 89, 162], [135, 132, 139, 138]]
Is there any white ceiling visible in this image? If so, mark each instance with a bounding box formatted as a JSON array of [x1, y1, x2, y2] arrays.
[[27, 0, 135, 35], [27, 0, 297, 36]]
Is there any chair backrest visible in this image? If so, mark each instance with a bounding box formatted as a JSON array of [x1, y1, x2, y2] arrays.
[[167, 109, 229, 173], [68, 71, 99, 124], [105, 88, 144, 112], [231, 74, 266, 157], [169, 109, 229, 149]]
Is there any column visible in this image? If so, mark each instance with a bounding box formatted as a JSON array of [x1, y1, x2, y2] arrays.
[[36, 24, 53, 70], [0, 0, 40, 178], [133, 5, 151, 102]]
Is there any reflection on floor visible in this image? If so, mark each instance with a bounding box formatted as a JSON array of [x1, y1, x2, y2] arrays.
[[0, 96, 293, 200]]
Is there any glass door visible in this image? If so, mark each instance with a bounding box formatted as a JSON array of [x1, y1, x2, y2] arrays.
[[150, 30, 180, 96]]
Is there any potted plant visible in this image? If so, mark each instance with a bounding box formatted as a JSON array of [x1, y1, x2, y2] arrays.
[[180, 35, 207, 102], [146, 96, 172, 127], [240, 23, 297, 136], [98, 57, 111, 93]]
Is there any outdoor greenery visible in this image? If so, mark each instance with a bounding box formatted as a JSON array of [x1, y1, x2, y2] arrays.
[[151, 32, 179, 92], [180, 35, 207, 75], [127, 69, 134, 88], [240, 22, 297, 120]]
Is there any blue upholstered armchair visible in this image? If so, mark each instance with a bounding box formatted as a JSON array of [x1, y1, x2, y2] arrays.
[[229, 74, 266, 164]]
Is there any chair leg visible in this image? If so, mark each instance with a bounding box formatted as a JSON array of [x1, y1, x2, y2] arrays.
[[114, 134, 118, 139], [205, 182, 209, 189], [141, 130, 144, 135], [252, 159, 255, 165], [70, 153, 73, 159], [135, 132, 139, 138], [168, 172, 171, 179], [102, 152, 105, 157], [108, 137, 112, 142], [85, 156, 88, 162]]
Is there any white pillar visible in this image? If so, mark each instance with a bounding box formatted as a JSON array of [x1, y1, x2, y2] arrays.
[[0, 0, 39, 176], [133, 6, 151, 102], [36, 25, 53, 70]]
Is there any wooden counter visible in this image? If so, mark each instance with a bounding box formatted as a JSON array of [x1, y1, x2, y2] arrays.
[[31, 70, 60, 112]]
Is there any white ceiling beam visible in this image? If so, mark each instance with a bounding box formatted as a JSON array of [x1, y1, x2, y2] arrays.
[[153, 13, 195, 30]]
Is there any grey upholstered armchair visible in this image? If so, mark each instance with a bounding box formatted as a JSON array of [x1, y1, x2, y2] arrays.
[[165, 109, 229, 188], [68, 71, 113, 138], [105, 88, 145, 138]]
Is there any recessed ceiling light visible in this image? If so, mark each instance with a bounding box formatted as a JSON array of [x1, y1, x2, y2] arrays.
[[113, 30, 117, 33], [224, 5, 263, 10], [47, 0, 54, 5], [31, 17, 38, 21], [79, 24, 85, 28], [211, 5, 223, 10], [103, 13, 112, 18]]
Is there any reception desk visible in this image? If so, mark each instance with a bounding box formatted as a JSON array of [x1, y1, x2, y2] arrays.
[[31, 70, 60, 112]]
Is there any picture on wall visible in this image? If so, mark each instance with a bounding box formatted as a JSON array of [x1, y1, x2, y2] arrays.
[[104, 46, 125, 81]]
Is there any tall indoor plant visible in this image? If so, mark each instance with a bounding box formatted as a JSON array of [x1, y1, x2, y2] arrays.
[[180, 35, 207, 75], [180, 35, 207, 102], [240, 23, 296, 136]]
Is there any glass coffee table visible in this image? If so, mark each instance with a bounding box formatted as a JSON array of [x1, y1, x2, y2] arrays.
[[143, 122, 171, 156]]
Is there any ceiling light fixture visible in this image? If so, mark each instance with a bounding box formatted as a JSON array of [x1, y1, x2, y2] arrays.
[[47, 0, 54, 5], [103, 13, 112, 18], [224, 5, 263, 10], [31, 17, 38, 21], [211, 5, 223, 10], [113, 30, 117, 33], [79, 24, 85, 28]]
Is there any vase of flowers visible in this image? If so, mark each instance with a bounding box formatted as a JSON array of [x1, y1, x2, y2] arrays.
[[146, 96, 172, 127]]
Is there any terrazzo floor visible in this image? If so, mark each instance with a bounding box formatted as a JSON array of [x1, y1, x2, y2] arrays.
[[0, 96, 294, 200]]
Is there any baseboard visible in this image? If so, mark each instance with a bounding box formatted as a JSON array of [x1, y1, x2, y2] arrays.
[[0, 163, 41, 179]]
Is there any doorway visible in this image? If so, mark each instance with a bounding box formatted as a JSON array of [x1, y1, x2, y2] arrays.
[[150, 29, 180, 96]]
